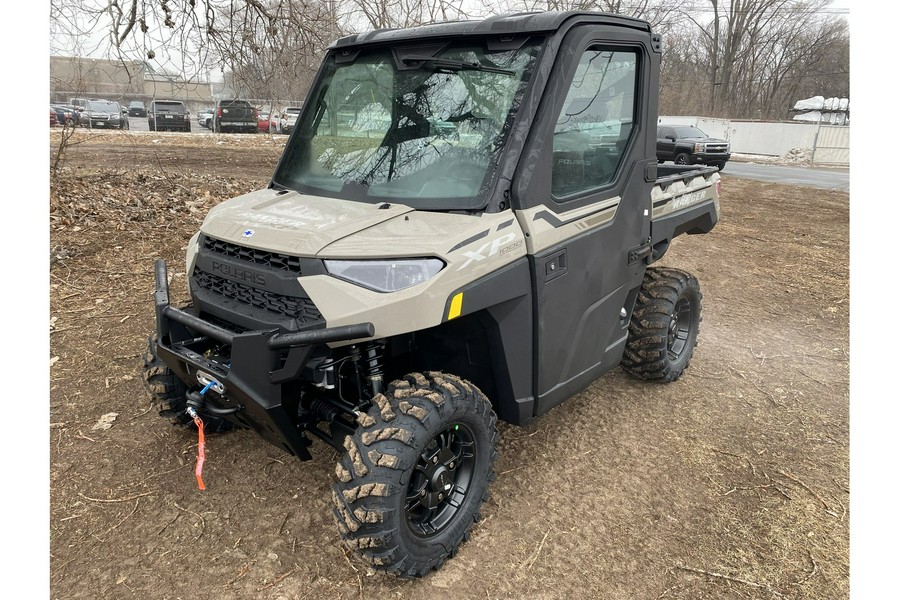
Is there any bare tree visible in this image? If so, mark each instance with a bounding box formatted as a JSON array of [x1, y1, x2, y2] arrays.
[[678, 0, 849, 118], [482, 0, 687, 31], [49, 0, 848, 124], [343, 0, 471, 30]]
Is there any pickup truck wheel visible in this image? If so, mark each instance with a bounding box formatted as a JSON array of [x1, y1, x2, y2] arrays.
[[141, 336, 235, 433], [674, 152, 691, 165], [332, 372, 498, 578], [621, 267, 702, 382]]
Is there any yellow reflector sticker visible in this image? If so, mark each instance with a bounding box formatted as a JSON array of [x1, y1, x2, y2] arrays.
[[448, 293, 463, 320]]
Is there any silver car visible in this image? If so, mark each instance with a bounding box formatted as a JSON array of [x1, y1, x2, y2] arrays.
[[197, 108, 214, 129], [278, 106, 303, 134]]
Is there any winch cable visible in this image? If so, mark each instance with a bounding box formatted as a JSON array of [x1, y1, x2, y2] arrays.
[[186, 382, 213, 490]]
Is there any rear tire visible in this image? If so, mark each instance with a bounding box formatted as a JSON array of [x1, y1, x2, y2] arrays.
[[141, 336, 235, 432], [332, 372, 498, 578], [621, 267, 702, 382]]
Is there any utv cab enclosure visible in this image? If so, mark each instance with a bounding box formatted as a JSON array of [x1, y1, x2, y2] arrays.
[[144, 11, 720, 578]]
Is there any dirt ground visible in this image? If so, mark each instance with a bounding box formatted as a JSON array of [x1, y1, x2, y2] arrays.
[[49, 130, 849, 599]]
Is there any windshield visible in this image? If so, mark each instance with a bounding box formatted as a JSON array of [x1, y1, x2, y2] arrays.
[[153, 102, 184, 114], [273, 38, 543, 211], [672, 126, 708, 138], [86, 101, 118, 112]]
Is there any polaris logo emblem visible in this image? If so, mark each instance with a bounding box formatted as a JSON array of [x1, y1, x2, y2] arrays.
[[211, 260, 267, 286], [242, 229, 254, 237]]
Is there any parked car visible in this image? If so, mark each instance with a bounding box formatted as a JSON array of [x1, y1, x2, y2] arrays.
[[148, 100, 191, 132], [51, 104, 80, 126], [81, 100, 129, 129], [278, 106, 303, 134], [128, 101, 147, 117], [656, 124, 730, 170], [50, 108, 57, 127], [69, 97, 91, 111], [257, 110, 278, 133], [197, 107, 214, 129], [213, 99, 259, 133], [212, 99, 257, 133]]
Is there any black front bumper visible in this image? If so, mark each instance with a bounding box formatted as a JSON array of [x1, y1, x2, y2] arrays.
[[694, 151, 730, 164], [153, 259, 374, 459]]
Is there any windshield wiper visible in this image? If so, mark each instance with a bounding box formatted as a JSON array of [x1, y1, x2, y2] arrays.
[[400, 56, 514, 76]]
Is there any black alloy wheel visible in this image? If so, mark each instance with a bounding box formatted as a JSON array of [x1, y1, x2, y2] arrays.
[[667, 295, 695, 362], [404, 423, 477, 538], [332, 371, 498, 578], [621, 267, 702, 382]]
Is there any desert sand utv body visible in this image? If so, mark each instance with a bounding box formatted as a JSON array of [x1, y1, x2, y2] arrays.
[[143, 11, 720, 577]]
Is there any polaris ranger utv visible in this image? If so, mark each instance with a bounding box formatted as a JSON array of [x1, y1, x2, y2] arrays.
[[143, 11, 720, 577]]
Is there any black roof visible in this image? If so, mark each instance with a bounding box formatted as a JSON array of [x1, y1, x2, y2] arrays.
[[330, 11, 651, 49]]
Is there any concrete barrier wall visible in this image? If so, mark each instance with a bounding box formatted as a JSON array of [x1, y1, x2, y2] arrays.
[[727, 121, 819, 157], [813, 125, 850, 164], [659, 116, 849, 165]]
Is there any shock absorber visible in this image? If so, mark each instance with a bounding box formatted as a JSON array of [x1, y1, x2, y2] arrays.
[[361, 341, 386, 397]]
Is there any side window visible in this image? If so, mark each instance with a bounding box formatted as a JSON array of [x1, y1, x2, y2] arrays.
[[551, 48, 638, 199]]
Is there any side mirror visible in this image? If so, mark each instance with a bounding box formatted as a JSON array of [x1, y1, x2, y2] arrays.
[[665, 135, 676, 141]]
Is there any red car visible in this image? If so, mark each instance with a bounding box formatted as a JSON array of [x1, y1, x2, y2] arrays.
[[257, 111, 278, 133], [50, 108, 57, 127]]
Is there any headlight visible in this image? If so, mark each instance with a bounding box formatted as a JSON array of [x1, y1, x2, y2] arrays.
[[324, 258, 444, 293], [694, 142, 704, 152]]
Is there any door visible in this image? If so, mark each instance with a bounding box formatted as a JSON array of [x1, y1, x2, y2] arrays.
[[513, 25, 659, 416], [657, 126, 677, 160]]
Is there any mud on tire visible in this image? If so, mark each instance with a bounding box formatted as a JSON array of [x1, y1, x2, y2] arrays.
[[332, 372, 498, 578], [621, 267, 702, 382], [141, 336, 234, 432]]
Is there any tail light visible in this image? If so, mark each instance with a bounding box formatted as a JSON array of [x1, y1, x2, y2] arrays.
[[217, 108, 223, 117], [254, 108, 259, 120]]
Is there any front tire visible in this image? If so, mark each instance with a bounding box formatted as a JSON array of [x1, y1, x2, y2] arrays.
[[621, 267, 702, 382], [674, 152, 691, 165], [332, 372, 498, 578]]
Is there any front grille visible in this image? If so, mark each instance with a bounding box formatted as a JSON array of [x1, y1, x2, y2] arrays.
[[706, 144, 729, 154], [204, 236, 303, 274], [193, 270, 322, 323]]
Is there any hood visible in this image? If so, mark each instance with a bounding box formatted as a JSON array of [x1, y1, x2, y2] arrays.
[[200, 188, 415, 256], [682, 136, 727, 143]]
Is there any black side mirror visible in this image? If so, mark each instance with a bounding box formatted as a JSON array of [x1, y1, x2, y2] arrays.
[[665, 135, 676, 141]]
